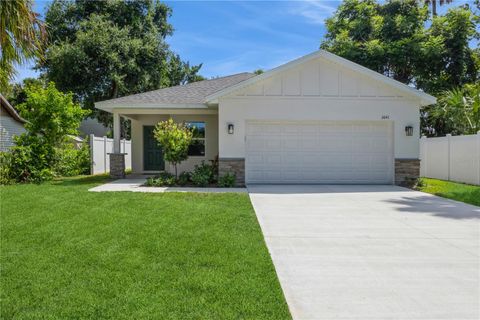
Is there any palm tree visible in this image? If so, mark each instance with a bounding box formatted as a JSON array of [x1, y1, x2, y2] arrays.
[[424, 0, 453, 17], [434, 84, 480, 135], [0, 0, 46, 92]]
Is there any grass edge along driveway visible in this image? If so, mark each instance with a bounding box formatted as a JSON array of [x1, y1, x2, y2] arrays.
[[416, 177, 480, 207], [1, 175, 291, 319]]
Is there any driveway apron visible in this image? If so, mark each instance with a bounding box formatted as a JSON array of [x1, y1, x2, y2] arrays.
[[248, 185, 480, 320]]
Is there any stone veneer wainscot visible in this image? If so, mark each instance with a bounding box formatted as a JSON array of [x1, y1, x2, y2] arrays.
[[395, 159, 420, 186], [219, 158, 245, 186]]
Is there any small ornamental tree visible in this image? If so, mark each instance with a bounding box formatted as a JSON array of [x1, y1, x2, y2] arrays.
[[153, 118, 193, 178]]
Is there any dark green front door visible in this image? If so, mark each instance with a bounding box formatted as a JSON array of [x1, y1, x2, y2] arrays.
[[143, 126, 164, 171]]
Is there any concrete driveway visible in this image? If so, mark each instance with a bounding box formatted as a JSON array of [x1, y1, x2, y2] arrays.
[[248, 185, 480, 320]]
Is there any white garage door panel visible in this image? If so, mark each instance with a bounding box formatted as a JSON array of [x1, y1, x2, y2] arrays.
[[246, 121, 393, 184]]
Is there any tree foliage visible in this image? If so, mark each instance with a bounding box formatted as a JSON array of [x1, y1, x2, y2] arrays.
[[430, 83, 480, 135], [4, 77, 46, 107], [17, 82, 89, 145], [0, 0, 46, 92], [7, 82, 89, 182], [39, 0, 202, 123], [153, 119, 193, 178], [321, 0, 479, 135], [321, 0, 428, 83]]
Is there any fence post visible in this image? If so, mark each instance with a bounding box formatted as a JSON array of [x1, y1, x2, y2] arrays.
[[446, 134, 451, 181], [89, 134, 94, 175], [103, 136, 108, 174], [420, 135, 427, 177], [477, 131, 480, 185]]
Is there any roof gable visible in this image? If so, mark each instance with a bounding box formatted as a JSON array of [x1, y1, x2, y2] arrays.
[[205, 50, 436, 106]]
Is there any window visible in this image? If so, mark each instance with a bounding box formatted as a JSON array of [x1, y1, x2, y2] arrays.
[[185, 121, 205, 156]]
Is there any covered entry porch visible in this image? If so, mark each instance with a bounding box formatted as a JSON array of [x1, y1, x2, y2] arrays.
[[112, 108, 219, 176]]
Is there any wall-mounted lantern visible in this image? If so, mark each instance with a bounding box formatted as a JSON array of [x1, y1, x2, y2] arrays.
[[227, 123, 234, 134], [405, 125, 414, 136]]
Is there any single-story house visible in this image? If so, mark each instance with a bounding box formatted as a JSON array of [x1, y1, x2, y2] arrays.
[[0, 94, 26, 152], [95, 50, 436, 185]]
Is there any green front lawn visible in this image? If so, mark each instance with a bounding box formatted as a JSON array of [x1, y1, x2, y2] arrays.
[[417, 178, 480, 207], [1, 176, 291, 319]]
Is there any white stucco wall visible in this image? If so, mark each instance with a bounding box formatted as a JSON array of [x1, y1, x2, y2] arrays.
[[218, 56, 421, 159], [130, 114, 218, 174], [0, 112, 26, 152]]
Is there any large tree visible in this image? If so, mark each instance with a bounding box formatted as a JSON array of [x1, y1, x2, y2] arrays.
[[321, 0, 479, 136], [39, 0, 202, 125], [0, 0, 46, 93], [321, 0, 429, 84]]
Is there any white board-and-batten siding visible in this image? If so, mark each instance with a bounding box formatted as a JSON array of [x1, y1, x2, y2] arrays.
[[234, 58, 403, 98], [0, 113, 25, 152]]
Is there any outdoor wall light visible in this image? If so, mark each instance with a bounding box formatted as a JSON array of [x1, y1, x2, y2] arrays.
[[405, 125, 414, 136], [227, 123, 234, 134]]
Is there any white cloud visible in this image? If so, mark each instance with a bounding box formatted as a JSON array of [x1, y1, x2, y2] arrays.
[[289, 0, 340, 25], [204, 48, 313, 78]]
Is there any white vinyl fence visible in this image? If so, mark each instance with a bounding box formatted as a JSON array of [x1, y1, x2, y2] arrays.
[[89, 134, 132, 175], [420, 132, 480, 185]]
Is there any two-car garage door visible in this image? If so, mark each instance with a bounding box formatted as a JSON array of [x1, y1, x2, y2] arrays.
[[245, 121, 393, 184]]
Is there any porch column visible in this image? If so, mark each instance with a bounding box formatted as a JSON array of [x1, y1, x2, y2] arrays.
[[113, 111, 121, 153], [109, 111, 126, 179]]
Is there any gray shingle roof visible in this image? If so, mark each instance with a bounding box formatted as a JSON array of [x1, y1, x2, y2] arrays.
[[97, 72, 255, 106], [0, 94, 26, 123]]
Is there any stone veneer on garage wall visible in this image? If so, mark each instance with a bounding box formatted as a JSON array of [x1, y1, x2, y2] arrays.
[[219, 158, 245, 186], [220, 158, 420, 186], [395, 159, 420, 186]]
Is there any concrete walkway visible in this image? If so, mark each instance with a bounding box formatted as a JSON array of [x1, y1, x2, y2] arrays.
[[88, 177, 247, 193], [248, 185, 480, 320]]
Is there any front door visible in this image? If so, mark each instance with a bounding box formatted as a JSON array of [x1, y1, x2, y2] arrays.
[[143, 126, 164, 171]]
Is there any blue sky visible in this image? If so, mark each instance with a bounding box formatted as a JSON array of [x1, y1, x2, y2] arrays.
[[16, 0, 474, 82]]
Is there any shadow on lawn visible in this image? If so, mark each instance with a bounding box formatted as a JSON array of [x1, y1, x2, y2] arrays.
[[52, 174, 112, 186]]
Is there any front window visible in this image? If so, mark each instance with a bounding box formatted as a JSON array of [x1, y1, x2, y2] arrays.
[[185, 121, 205, 156]]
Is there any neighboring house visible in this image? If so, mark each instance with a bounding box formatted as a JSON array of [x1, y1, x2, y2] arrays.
[[79, 117, 109, 138], [67, 135, 85, 149], [0, 94, 26, 152], [95, 50, 436, 185]]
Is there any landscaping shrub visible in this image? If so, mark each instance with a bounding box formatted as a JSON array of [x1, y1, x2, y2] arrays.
[[0, 152, 15, 185], [218, 173, 236, 188], [177, 171, 191, 186], [54, 141, 90, 177], [8, 135, 54, 183], [143, 163, 219, 187], [146, 172, 176, 187], [191, 161, 216, 187]]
